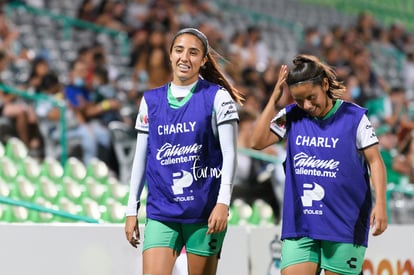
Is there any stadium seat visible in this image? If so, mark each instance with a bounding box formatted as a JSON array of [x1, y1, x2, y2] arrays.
[[11, 205, 38, 223], [0, 204, 13, 222], [21, 156, 42, 182], [106, 198, 126, 223], [16, 175, 38, 202], [249, 199, 275, 225], [35, 197, 58, 223], [38, 175, 62, 204], [0, 156, 19, 182], [231, 198, 253, 225], [108, 121, 136, 184], [85, 176, 108, 204], [83, 198, 107, 221], [86, 157, 110, 184], [0, 177, 13, 197], [62, 176, 86, 204], [0, 141, 4, 157], [58, 197, 84, 220], [41, 156, 64, 182], [107, 177, 129, 204], [64, 157, 87, 183], [5, 137, 28, 163]]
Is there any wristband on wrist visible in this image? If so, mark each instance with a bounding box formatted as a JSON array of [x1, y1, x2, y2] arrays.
[[101, 100, 111, 111]]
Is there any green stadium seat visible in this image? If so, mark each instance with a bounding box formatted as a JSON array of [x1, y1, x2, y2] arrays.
[[107, 177, 129, 204], [231, 198, 253, 226], [106, 198, 126, 223], [41, 156, 64, 182], [83, 198, 107, 221], [85, 176, 108, 204], [0, 156, 19, 181], [21, 156, 42, 182], [5, 137, 28, 163], [62, 176, 86, 203], [64, 157, 87, 183], [11, 205, 38, 223], [0, 204, 13, 222], [0, 177, 14, 198], [38, 175, 62, 204], [58, 197, 84, 219], [249, 199, 275, 226], [86, 157, 110, 184], [38, 197, 62, 223], [228, 204, 240, 225], [0, 141, 5, 157], [16, 175, 38, 202]]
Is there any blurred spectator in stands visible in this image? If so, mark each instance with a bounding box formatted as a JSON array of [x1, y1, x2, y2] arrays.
[[64, 58, 113, 166], [0, 49, 43, 155], [365, 86, 408, 134], [370, 25, 395, 54], [92, 43, 118, 84], [198, 21, 226, 55], [128, 27, 149, 67], [343, 73, 360, 103], [131, 26, 172, 91], [24, 56, 50, 92], [299, 26, 322, 57], [375, 124, 404, 185], [176, 0, 219, 30], [91, 65, 122, 126], [393, 130, 414, 184], [261, 62, 280, 101], [76, 0, 98, 23], [35, 71, 83, 160], [389, 21, 407, 53], [125, 0, 150, 29], [385, 87, 411, 138], [403, 48, 414, 100], [355, 11, 378, 44], [143, 0, 178, 34], [246, 25, 269, 73], [322, 45, 350, 81], [228, 30, 249, 73], [95, 0, 129, 32], [349, 46, 389, 106], [241, 67, 267, 104], [330, 24, 345, 46], [0, 9, 27, 60], [76, 45, 95, 90]]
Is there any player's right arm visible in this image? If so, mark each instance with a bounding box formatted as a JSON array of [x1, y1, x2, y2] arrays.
[[125, 98, 149, 248]]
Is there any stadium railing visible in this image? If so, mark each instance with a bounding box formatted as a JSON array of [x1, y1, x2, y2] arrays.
[[0, 84, 68, 164], [4, 1, 129, 57], [0, 195, 99, 223]]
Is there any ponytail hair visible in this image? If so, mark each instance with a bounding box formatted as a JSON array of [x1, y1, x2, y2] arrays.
[[200, 49, 244, 105], [286, 54, 346, 99]]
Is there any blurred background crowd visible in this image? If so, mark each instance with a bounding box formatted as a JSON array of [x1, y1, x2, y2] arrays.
[[0, 0, 414, 224]]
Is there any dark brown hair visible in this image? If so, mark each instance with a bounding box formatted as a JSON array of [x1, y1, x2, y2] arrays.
[[170, 28, 244, 105], [286, 54, 346, 99]]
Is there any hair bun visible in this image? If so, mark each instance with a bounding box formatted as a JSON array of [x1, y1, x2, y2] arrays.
[[293, 54, 319, 66]]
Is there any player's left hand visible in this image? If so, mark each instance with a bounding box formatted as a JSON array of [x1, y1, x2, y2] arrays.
[[370, 202, 388, 236], [207, 203, 229, 234]]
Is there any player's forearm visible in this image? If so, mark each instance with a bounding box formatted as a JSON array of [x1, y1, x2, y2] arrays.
[[125, 132, 148, 216], [217, 122, 238, 206]]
